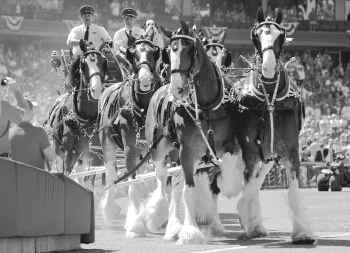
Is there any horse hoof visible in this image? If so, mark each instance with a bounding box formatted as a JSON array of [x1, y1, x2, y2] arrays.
[[177, 225, 206, 244], [125, 218, 147, 237], [125, 231, 146, 238], [237, 233, 249, 241], [238, 228, 267, 240], [164, 220, 182, 241], [209, 221, 226, 237], [292, 236, 317, 245]]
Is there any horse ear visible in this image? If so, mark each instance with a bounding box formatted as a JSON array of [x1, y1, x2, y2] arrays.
[[202, 37, 209, 47], [180, 20, 189, 35], [126, 47, 135, 64], [126, 33, 136, 48], [256, 7, 265, 23], [161, 48, 170, 65], [154, 46, 160, 61], [223, 49, 232, 68], [275, 9, 283, 24], [79, 39, 87, 53], [192, 24, 197, 35], [159, 25, 172, 39], [218, 30, 226, 43]]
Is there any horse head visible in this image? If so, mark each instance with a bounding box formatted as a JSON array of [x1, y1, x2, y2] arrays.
[[71, 40, 107, 100], [126, 30, 161, 94], [205, 39, 232, 68], [251, 8, 286, 79], [169, 21, 205, 100]]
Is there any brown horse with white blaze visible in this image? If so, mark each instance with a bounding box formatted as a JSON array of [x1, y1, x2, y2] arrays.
[[145, 22, 244, 244], [235, 9, 316, 244]]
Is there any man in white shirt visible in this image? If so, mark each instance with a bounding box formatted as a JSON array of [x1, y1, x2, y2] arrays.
[[67, 5, 112, 57], [113, 8, 145, 55]]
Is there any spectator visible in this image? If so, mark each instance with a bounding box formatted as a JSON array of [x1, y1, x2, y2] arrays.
[[0, 77, 27, 157], [9, 98, 57, 171]]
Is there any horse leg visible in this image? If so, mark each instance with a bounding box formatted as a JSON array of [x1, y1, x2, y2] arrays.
[[122, 127, 148, 238], [282, 152, 316, 244], [208, 187, 225, 237], [142, 137, 173, 236], [142, 159, 169, 233], [193, 172, 221, 238], [237, 160, 273, 239], [164, 167, 184, 241], [100, 134, 121, 224], [178, 145, 205, 244], [217, 147, 245, 198]]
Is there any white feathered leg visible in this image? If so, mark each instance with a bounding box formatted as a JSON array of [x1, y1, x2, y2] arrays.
[[101, 161, 121, 224], [237, 162, 273, 239], [142, 161, 169, 233], [209, 194, 225, 237], [164, 169, 184, 241], [178, 184, 205, 244], [285, 160, 316, 244], [217, 151, 245, 198], [124, 180, 148, 238]]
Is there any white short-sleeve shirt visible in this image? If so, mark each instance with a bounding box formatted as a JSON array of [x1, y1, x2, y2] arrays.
[[113, 26, 145, 53], [67, 23, 112, 55]]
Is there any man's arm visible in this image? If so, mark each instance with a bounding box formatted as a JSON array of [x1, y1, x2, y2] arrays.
[[101, 26, 112, 43], [38, 128, 57, 172], [9, 85, 28, 110], [0, 101, 24, 124], [42, 146, 59, 171], [113, 30, 127, 54]]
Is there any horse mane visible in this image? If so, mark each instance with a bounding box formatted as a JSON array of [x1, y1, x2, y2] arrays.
[[69, 56, 81, 87]]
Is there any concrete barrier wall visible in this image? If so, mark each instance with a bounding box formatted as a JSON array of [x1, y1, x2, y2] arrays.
[[0, 158, 94, 243]]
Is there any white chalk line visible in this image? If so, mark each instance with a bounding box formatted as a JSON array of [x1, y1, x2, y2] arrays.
[[192, 246, 247, 253], [319, 232, 350, 238]]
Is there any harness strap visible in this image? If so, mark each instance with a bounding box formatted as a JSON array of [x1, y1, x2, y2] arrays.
[[182, 105, 220, 165], [257, 66, 281, 163]]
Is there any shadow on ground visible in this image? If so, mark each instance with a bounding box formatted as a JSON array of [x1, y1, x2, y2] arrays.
[[57, 250, 116, 253]]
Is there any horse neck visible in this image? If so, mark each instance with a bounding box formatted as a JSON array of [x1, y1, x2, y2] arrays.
[[195, 48, 220, 107]]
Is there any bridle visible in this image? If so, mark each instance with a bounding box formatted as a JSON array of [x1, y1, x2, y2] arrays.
[[251, 21, 286, 85], [131, 39, 160, 95], [77, 50, 106, 99], [251, 21, 286, 59]]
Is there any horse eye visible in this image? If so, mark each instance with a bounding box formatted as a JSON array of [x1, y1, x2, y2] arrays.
[[172, 42, 178, 51], [88, 55, 96, 62]]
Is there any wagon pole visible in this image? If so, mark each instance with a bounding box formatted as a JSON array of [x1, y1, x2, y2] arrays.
[[103, 134, 165, 191]]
